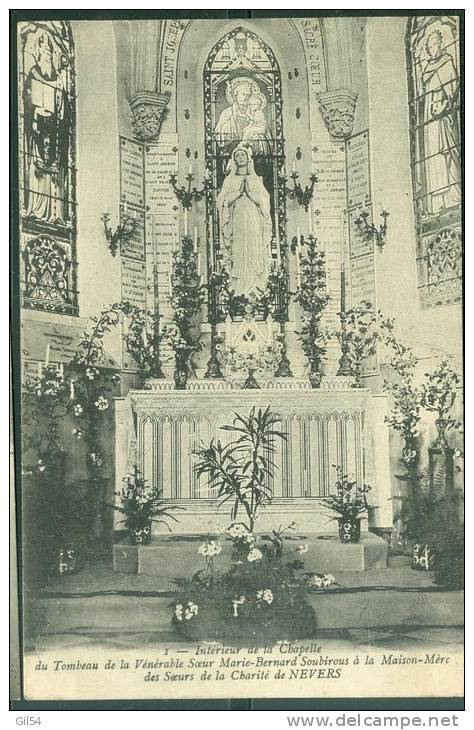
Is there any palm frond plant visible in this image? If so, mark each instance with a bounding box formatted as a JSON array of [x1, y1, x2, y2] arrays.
[[194, 406, 286, 533], [114, 465, 182, 544]]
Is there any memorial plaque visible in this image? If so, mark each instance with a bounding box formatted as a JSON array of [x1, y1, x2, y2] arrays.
[[346, 130, 371, 208], [121, 258, 147, 308], [313, 214, 344, 327], [312, 140, 347, 216], [145, 137, 179, 213], [348, 204, 374, 258], [119, 206, 145, 261], [349, 253, 376, 307], [120, 136, 145, 209]]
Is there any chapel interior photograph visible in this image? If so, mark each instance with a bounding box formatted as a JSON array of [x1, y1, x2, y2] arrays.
[[14, 13, 464, 675]]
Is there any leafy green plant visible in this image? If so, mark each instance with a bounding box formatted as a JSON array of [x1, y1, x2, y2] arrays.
[[320, 467, 372, 522], [194, 407, 286, 532], [114, 465, 182, 532], [171, 522, 328, 642], [432, 530, 464, 590], [420, 359, 462, 448], [336, 300, 379, 387]]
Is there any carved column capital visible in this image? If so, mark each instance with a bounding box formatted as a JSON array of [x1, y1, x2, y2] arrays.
[[317, 89, 358, 140], [129, 91, 171, 142]]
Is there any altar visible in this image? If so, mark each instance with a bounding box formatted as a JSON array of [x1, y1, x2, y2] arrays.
[[114, 379, 393, 534]]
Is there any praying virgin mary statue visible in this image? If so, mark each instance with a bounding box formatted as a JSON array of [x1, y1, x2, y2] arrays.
[[217, 145, 272, 297]]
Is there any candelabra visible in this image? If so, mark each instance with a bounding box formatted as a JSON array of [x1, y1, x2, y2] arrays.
[[204, 271, 224, 379], [279, 172, 318, 212], [336, 264, 352, 377], [169, 172, 209, 210], [354, 208, 390, 251], [101, 212, 140, 257], [268, 257, 293, 378]]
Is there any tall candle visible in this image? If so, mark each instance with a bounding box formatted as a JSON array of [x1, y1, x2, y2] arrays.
[[59, 363, 64, 378], [193, 226, 198, 251], [296, 251, 301, 288], [184, 208, 188, 236], [45, 342, 50, 368], [69, 379, 75, 401], [188, 163, 193, 175], [292, 160, 296, 174], [341, 263, 346, 313], [197, 252, 201, 276], [225, 314, 232, 344]]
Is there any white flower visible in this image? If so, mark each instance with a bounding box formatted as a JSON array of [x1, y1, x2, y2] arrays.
[[227, 522, 250, 539], [95, 396, 109, 411], [322, 574, 336, 588], [175, 603, 184, 621], [247, 548, 263, 562], [37, 459, 46, 473], [72, 427, 83, 440], [297, 544, 309, 554], [198, 540, 222, 557], [257, 589, 273, 605], [86, 368, 95, 380], [73, 403, 83, 416], [307, 574, 323, 589], [184, 601, 199, 620], [308, 573, 336, 589], [208, 520, 225, 535]]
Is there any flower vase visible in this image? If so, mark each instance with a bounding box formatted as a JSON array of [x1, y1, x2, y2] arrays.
[[174, 367, 188, 390], [351, 361, 364, 388], [433, 418, 449, 449], [308, 363, 322, 389], [411, 543, 435, 571], [129, 522, 152, 545], [243, 368, 259, 389], [338, 517, 361, 543]]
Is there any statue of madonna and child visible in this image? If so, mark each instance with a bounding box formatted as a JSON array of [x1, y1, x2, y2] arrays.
[[216, 144, 273, 298]]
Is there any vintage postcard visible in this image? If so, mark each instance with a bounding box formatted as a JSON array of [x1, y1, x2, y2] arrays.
[[12, 11, 464, 702]]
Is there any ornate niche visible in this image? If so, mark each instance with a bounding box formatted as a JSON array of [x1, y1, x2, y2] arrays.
[[203, 27, 287, 319], [18, 20, 78, 315], [406, 16, 462, 308]]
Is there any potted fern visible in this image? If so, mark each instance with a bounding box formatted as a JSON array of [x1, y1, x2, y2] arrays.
[[114, 466, 182, 545]]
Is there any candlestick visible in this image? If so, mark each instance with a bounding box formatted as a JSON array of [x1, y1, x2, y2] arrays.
[[341, 263, 346, 313], [45, 342, 50, 369]]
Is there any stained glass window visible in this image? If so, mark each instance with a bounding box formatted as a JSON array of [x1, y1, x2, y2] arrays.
[[406, 16, 462, 308], [18, 21, 78, 315]]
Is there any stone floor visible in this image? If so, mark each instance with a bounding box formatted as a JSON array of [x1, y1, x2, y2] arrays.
[[23, 556, 464, 657]]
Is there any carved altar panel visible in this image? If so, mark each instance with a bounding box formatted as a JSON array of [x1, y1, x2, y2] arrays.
[[129, 388, 369, 501]]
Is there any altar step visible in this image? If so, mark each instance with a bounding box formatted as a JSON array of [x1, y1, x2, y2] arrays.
[[147, 498, 369, 535], [113, 532, 388, 576], [25, 559, 463, 651]]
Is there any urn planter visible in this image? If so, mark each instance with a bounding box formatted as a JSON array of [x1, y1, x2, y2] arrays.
[[129, 522, 152, 545], [338, 517, 362, 544]]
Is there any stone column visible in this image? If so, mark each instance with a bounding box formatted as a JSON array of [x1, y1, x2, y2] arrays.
[[129, 20, 170, 141]]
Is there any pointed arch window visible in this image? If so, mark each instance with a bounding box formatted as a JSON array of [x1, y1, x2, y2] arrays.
[[203, 27, 286, 318], [406, 15, 462, 307], [18, 20, 78, 315]]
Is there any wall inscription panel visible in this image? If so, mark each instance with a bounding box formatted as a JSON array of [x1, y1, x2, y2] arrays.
[[120, 137, 145, 210]]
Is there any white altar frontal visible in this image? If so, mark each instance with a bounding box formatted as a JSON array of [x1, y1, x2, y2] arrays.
[[114, 379, 393, 534]]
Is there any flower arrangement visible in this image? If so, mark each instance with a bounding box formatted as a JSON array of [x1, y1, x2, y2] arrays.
[[320, 467, 372, 543], [420, 359, 462, 448], [171, 520, 335, 643], [291, 234, 330, 388], [379, 316, 422, 476], [335, 300, 379, 387], [218, 339, 283, 389], [194, 407, 286, 533], [114, 465, 181, 544]]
